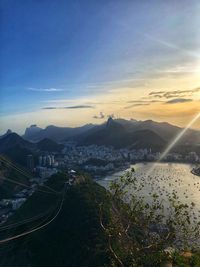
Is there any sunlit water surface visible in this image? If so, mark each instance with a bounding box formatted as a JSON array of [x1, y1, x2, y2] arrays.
[[97, 163, 200, 212]]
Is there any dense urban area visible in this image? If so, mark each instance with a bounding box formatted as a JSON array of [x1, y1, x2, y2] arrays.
[[0, 140, 200, 226]]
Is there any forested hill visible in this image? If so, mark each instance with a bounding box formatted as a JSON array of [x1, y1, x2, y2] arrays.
[[0, 173, 113, 267]]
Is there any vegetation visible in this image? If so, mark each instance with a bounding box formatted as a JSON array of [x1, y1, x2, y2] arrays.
[[100, 168, 200, 266], [0, 173, 113, 267], [0, 169, 200, 266]]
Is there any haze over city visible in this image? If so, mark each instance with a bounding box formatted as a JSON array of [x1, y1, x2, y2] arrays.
[[1, 0, 200, 134]]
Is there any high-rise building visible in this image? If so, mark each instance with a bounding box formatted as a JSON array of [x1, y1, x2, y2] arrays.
[[46, 155, 52, 166], [38, 156, 43, 166], [51, 155, 55, 164], [27, 154, 34, 171], [42, 156, 47, 166]]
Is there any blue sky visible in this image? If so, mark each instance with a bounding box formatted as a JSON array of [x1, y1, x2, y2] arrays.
[[1, 0, 200, 133]]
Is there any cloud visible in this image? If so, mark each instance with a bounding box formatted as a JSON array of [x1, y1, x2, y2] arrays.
[[165, 98, 193, 104], [28, 87, 64, 92], [127, 100, 162, 104], [124, 99, 162, 109], [42, 105, 94, 110], [65, 105, 94, 109], [125, 103, 150, 109], [149, 91, 165, 96], [42, 107, 57, 110], [93, 112, 105, 119], [149, 87, 200, 99]]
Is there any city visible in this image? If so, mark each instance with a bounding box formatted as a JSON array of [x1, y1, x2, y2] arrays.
[[1, 0, 200, 266]]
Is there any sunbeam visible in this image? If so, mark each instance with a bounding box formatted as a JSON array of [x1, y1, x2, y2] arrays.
[[147, 111, 200, 176]]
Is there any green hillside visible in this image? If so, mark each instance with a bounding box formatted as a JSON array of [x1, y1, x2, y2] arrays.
[[0, 173, 113, 267]]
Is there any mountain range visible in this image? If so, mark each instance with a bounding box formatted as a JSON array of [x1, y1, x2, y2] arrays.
[[23, 124, 94, 142], [78, 118, 166, 150], [0, 133, 64, 165], [20, 118, 200, 147], [0, 118, 199, 165]]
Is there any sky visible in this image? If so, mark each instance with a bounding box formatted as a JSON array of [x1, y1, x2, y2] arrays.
[[0, 0, 200, 134]]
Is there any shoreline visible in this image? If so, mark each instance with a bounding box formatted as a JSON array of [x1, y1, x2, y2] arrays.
[[95, 161, 197, 180]]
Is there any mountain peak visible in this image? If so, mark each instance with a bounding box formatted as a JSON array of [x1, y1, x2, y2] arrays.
[[0, 129, 12, 139], [6, 129, 12, 134], [106, 117, 123, 132], [24, 125, 42, 139]]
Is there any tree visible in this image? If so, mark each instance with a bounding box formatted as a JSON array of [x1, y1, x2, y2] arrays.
[[99, 168, 200, 266]]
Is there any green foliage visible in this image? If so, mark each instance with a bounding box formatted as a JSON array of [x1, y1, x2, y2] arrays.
[[0, 173, 113, 267], [102, 168, 200, 266], [0, 169, 200, 266]]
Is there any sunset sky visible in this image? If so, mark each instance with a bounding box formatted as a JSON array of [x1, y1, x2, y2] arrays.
[[0, 0, 200, 134]]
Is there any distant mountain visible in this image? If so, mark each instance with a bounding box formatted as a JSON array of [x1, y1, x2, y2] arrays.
[[2, 118, 199, 157], [0, 133, 64, 165], [0, 133, 35, 166], [114, 119, 200, 145], [79, 118, 166, 150], [0, 133, 34, 153], [24, 125, 42, 140], [0, 129, 12, 139], [23, 124, 95, 142], [21, 118, 200, 146], [75, 117, 200, 150], [37, 138, 64, 152]]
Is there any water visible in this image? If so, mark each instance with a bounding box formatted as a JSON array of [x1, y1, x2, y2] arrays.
[[97, 162, 200, 211]]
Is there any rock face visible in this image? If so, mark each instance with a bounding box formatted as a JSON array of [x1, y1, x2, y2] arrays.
[[24, 125, 42, 140]]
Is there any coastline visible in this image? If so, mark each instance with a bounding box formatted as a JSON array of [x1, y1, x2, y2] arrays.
[[95, 161, 197, 180]]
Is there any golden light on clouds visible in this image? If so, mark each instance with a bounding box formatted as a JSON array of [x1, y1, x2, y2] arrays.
[[1, 61, 200, 133]]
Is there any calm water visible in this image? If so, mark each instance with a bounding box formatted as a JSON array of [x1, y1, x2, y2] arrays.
[[97, 163, 200, 211]]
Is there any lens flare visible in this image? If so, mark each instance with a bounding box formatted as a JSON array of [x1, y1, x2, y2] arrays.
[[147, 111, 200, 176]]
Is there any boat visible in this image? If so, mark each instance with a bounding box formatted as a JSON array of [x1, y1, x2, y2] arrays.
[[191, 167, 200, 177]]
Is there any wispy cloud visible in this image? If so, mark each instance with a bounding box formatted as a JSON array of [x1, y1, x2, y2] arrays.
[[165, 98, 193, 104], [66, 105, 94, 109], [28, 87, 64, 92], [42, 107, 57, 110], [149, 87, 200, 99], [156, 65, 200, 76], [42, 105, 94, 110], [33, 78, 145, 95], [125, 103, 150, 109], [124, 99, 162, 109], [127, 100, 162, 104]]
